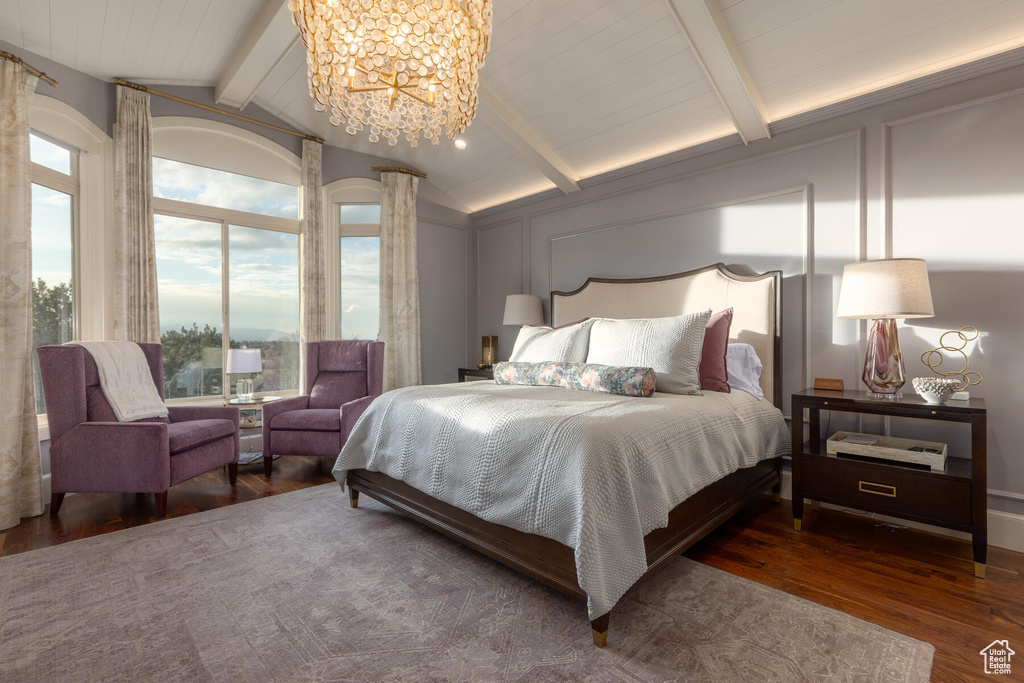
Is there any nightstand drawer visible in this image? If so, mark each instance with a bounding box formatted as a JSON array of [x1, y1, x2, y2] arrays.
[[801, 456, 972, 528]]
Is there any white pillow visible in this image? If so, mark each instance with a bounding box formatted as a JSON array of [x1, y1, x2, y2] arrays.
[[509, 319, 594, 363], [585, 309, 712, 395], [726, 343, 764, 400]]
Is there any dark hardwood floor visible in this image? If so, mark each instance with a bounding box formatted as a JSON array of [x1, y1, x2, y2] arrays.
[[0, 457, 335, 557], [2, 465, 1020, 682], [687, 500, 1024, 683]]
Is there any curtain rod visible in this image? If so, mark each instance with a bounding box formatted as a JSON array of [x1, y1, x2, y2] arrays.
[[113, 78, 325, 145], [0, 50, 58, 87], [372, 166, 428, 179]]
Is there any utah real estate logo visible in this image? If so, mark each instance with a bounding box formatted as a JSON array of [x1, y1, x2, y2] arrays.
[[980, 640, 1014, 675]]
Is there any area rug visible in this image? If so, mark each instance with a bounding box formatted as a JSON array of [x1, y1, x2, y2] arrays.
[[0, 484, 933, 682]]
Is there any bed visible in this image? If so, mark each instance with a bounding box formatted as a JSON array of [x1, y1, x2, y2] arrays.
[[335, 263, 787, 647]]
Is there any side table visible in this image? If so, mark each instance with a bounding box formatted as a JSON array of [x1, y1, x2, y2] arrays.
[[225, 396, 281, 465], [791, 388, 988, 578], [458, 367, 495, 382]]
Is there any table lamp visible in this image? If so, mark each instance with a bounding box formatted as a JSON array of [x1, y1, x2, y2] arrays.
[[837, 258, 934, 395], [226, 348, 262, 400], [503, 294, 544, 327], [488, 294, 544, 366]]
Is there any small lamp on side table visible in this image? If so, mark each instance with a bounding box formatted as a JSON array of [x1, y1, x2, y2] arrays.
[[226, 348, 262, 400], [503, 294, 544, 327], [837, 258, 934, 396], [497, 294, 544, 365]]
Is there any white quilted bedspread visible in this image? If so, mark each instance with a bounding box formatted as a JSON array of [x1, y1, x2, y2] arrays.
[[333, 382, 790, 618]]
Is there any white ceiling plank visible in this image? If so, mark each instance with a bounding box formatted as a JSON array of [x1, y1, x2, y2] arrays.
[[477, 85, 580, 195], [666, 0, 771, 143], [74, 0, 107, 77], [138, 0, 185, 77], [177, 0, 260, 84], [156, 0, 208, 82], [216, 0, 299, 109], [47, 0, 79, 68], [19, 0, 51, 58], [97, 0, 134, 80], [0, 3, 25, 51], [117, 0, 162, 79]]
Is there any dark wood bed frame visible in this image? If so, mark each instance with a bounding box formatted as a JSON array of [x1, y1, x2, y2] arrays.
[[347, 264, 784, 647]]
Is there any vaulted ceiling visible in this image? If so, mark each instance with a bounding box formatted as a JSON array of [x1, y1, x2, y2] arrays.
[[3, 0, 1024, 212]]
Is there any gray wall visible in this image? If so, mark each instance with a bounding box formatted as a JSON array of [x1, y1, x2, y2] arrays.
[[471, 63, 1024, 517]]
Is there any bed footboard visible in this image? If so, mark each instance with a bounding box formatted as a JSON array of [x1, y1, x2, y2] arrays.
[[347, 457, 781, 647]]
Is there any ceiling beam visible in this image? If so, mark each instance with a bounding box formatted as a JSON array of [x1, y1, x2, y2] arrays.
[[215, 0, 299, 110], [477, 85, 580, 195], [666, 0, 771, 144]]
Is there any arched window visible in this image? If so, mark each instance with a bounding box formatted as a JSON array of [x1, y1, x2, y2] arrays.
[[151, 117, 302, 401], [29, 96, 112, 418], [325, 178, 381, 341]]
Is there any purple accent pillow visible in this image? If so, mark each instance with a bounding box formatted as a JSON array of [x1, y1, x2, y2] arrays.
[[699, 308, 733, 392]]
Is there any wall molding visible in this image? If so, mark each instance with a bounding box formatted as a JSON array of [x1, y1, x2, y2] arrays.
[[545, 185, 813, 403], [880, 83, 1024, 257], [476, 217, 523, 333]]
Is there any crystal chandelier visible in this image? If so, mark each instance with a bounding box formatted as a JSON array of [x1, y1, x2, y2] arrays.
[[290, 0, 492, 147]]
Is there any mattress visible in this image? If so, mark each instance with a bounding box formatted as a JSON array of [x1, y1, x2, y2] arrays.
[[334, 382, 790, 618]]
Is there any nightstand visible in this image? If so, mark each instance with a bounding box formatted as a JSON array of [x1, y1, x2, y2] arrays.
[[458, 367, 494, 382], [791, 388, 987, 577]]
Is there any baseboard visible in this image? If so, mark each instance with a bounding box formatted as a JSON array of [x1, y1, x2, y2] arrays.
[[41, 473, 50, 503], [778, 470, 1024, 554]]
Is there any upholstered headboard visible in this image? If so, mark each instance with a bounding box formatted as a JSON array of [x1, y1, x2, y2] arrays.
[[550, 263, 782, 408]]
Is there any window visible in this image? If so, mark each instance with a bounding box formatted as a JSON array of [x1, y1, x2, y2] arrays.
[[339, 203, 381, 341], [152, 156, 300, 400], [228, 225, 300, 393], [154, 215, 222, 399], [30, 132, 79, 414]]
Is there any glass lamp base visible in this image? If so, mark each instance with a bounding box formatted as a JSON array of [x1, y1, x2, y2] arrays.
[[866, 391, 903, 400], [862, 318, 906, 394]]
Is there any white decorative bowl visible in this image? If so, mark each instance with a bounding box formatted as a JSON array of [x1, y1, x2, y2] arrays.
[[912, 377, 961, 404]]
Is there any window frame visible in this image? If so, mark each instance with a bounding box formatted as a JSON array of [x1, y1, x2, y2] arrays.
[[152, 117, 303, 405], [29, 134, 81, 343], [153, 186, 301, 405], [30, 97, 113, 440], [324, 178, 382, 339]]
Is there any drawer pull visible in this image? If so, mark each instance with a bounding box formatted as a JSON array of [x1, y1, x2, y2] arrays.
[[859, 480, 896, 497]]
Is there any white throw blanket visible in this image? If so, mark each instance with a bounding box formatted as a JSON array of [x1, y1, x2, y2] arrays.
[[334, 382, 790, 618], [71, 341, 169, 421]]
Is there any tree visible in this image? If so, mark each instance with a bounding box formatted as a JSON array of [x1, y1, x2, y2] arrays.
[[160, 323, 223, 398], [32, 278, 73, 413]]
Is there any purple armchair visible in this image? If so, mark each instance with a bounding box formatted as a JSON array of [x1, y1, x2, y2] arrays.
[[262, 340, 384, 476], [36, 343, 240, 519]]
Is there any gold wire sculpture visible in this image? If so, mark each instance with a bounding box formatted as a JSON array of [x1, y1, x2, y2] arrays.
[[921, 325, 982, 391]]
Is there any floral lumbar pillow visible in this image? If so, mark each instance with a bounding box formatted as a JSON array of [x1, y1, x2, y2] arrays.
[[493, 361, 656, 398]]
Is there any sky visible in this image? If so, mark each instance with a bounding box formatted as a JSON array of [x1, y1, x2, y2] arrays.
[[30, 142, 381, 346], [151, 157, 380, 342], [30, 135, 75, 294]]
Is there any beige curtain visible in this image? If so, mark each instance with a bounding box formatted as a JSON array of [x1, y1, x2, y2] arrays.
[[378, 171, 421, 391], [0, 60, 43, 531], [113, 85, 159, 343], [300, 139, 326, 347]]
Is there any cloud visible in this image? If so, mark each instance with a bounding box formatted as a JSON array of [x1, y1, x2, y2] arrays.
[[344, 304, 359, 313], [153, 157, 299, 220]]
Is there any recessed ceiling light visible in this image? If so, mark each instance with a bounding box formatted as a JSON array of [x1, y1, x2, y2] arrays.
[[454, 138, 467, 150]]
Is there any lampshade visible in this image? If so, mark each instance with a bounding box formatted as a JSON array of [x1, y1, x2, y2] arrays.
[[836, 258, 935, 320], [502, 294, 544, 326], [226, 348, 262, 374]]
